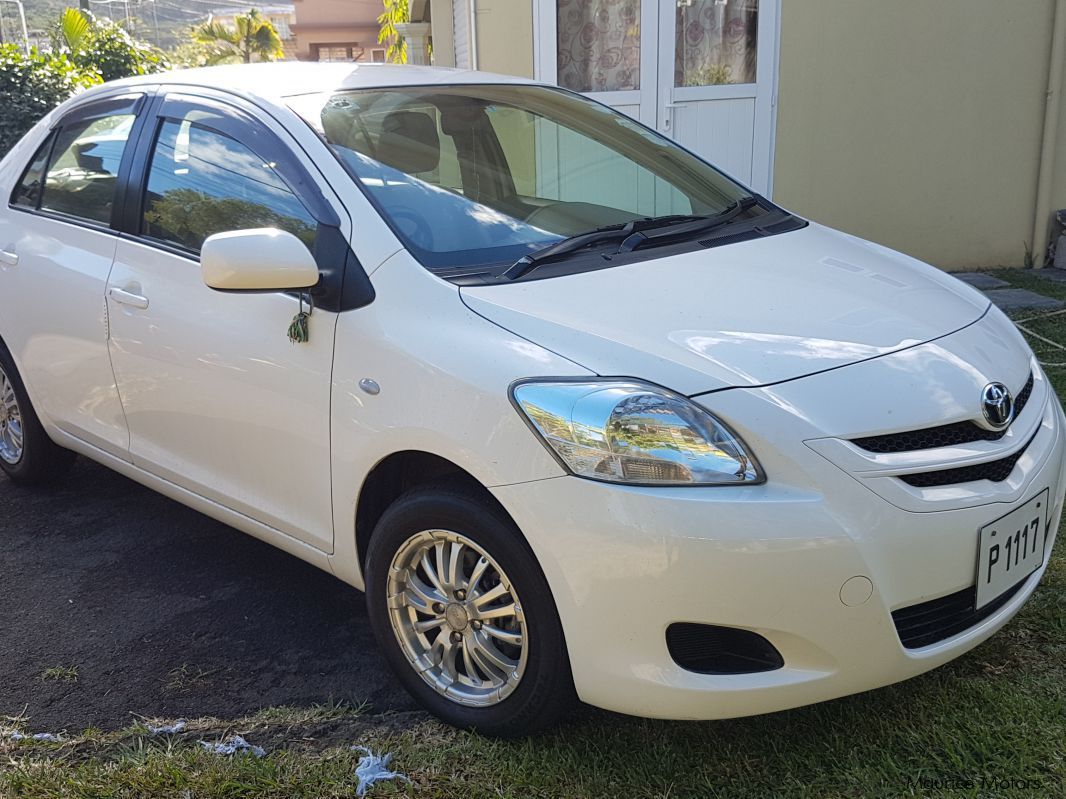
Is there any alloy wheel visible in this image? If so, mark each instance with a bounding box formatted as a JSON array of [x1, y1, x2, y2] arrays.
[[386, 529, 528, 707], [0, 366, 23, 465]]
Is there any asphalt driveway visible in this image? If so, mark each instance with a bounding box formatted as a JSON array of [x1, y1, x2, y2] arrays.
[[0, 458, 416, 732]]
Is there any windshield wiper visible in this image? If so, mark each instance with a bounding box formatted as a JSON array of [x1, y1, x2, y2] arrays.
[[616, 195, 760, 253], [502, 198, 760, 280]]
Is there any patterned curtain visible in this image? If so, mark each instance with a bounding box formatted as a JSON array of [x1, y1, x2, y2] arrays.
[[675, 0, 759, 87], [556, 0, 641, 93]]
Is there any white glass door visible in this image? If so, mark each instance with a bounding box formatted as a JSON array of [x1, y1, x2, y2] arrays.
[[538, 0, 658, 125], [657, 0, 777, 194], [534, 0, 779, 196]]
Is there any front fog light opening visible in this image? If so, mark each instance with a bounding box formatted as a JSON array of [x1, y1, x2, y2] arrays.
[[666, 623, 784, 675]]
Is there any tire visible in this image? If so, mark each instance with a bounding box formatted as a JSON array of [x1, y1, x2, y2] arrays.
[[365, 482, 575, 737], [0, 345, 76, 485]]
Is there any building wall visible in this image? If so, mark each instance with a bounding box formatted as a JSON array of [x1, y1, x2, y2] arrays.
[[430, 0, 533, 77], [772, 0, 1061, 270], [1053, 47, 1066, 262], [292, 0, 384, 61]]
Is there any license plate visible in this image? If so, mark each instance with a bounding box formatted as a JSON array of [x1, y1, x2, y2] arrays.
[[975, 489, 1048, 610]]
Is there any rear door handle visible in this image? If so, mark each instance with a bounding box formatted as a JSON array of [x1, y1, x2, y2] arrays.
[[108, 287, 149, 310], [0, 249, 18, 266]]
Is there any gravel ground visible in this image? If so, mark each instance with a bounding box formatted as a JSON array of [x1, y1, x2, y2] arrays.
[[0, 458, 416, 732]]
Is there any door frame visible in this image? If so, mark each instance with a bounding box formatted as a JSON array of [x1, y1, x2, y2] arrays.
[[531, 0, 781, 197]]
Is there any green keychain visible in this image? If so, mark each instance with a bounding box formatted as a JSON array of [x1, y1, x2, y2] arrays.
[[287, 293, 313, 344]]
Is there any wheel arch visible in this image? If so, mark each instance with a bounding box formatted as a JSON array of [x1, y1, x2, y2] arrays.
[[354, 449, 516, 576]]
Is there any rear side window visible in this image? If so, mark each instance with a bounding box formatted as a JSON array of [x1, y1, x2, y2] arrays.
[[40, 112, 136, 225], [11, 133, 55, 209], [141, 119, 318, 253]]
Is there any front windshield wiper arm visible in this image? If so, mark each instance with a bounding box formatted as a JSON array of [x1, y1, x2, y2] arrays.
[[616, 195, 761, 253], [501, 212, 731, 281], [502, 197, 762, 280]]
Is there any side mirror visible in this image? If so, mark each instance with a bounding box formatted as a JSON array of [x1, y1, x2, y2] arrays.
[[201, 228, 319, 291]]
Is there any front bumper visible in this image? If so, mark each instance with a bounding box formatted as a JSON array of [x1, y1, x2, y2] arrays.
[[492, 363, 1065, 720]]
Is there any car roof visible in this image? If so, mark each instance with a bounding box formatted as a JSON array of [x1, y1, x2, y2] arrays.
[[103, 62, 539, 101]]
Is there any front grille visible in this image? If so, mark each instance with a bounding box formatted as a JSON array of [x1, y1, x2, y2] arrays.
[[899, 429, 1037, 488], [666, 623, 784, 674], [852, 372, 1034, 454], [892, 580, 1027, 649]]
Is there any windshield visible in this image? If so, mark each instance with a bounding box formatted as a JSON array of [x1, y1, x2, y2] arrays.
[[288, 84, 756, 273]]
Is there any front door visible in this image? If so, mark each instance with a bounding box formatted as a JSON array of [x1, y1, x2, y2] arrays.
[[535, 0, 778, 195], [105, 92, 342, 552]]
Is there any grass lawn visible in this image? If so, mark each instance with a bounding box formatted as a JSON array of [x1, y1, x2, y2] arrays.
[[3, 268, 1066, 798]]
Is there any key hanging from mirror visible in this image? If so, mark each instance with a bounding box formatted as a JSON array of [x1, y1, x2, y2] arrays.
[[287, 292, 313, 344]]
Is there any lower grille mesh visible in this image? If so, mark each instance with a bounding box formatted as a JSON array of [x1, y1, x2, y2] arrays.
[[892, 580, 1027, 649]]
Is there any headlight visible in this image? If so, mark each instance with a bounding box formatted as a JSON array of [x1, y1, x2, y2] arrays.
[[511, 380, 763, 486]]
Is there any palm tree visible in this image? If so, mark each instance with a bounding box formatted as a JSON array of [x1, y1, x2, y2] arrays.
[[377, 0, 409, 64], [194, 9, 284, 65]]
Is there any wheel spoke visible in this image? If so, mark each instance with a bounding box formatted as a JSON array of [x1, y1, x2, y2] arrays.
[[437, 637, 459, 684], [407, 573, 445, 607], [483, 624, 522, 647], [420, 549, 447, 595], [471, 581, 509, 609], [469, 634, 513, 677], [474, 602, 517, 622], [415, 616, 446, 634], [466, 555, 490, 594], [460, 638, 482, 683], [446, 541, 464, 591]]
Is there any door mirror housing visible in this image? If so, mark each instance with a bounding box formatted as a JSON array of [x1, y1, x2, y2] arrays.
[[201, 228, 319, 291]]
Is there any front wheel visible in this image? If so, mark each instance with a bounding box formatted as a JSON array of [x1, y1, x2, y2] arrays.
[[365, 484, 574, 737]]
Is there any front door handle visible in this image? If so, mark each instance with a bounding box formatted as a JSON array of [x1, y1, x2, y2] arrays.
[[0, 249, 18, 267], [108, 287, 149, 310]]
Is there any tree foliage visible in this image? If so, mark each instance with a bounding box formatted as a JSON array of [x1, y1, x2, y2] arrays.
[[0, 45, 99, 156], [377, 0, 409, 64], [193, 10, 285, 65], [52, 9, 169, 82]]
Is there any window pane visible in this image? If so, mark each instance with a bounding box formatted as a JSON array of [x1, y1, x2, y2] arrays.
[[142, 119, 318, 253], [11, 133, 54, 209], [675, 0, 758, 87], [557, 0, 640, 93], [41, 114, 135, 224]]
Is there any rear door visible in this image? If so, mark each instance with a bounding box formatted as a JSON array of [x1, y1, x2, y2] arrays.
[[0, 93, 150, 458], [105, 91, 347, 551]]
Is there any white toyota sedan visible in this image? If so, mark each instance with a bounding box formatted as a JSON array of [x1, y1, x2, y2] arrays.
[[0, 63, 1061, 737]]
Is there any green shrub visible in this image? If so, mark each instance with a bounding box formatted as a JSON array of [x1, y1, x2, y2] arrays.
[[53, 9, 170, 82], [0, 45, 100, 157]]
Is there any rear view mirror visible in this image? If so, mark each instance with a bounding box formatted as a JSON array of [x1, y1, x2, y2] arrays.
[[201, 228, 319, 291]]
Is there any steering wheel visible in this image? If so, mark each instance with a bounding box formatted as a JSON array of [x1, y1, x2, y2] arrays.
[[388, 206, 435, 249]]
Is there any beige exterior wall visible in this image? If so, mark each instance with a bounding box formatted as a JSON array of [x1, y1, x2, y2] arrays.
[[474, 0, 534, 77], [431, 0, 534, 77], [772, 0, 1062, 270], [1053, 47, 1066, 261]]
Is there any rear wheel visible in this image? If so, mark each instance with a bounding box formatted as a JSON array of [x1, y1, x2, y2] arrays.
[[0, 347, 75, 485], [365, 484, 574, 737]]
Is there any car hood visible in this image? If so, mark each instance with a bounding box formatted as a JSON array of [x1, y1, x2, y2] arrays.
[[460, 223, 991, 396]]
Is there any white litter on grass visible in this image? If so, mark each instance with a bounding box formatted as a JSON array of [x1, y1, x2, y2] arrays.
[[352, 745, 410, 797], [199, 735, 265, 757], [6, 731, 62, 742], [146, 720, 187, 735]]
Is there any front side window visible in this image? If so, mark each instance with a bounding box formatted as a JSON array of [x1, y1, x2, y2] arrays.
[[40, 112, 136, 225], [11, 133, 55, 209], [289, 84, 759, 274], [142, 118, 318, 254]]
